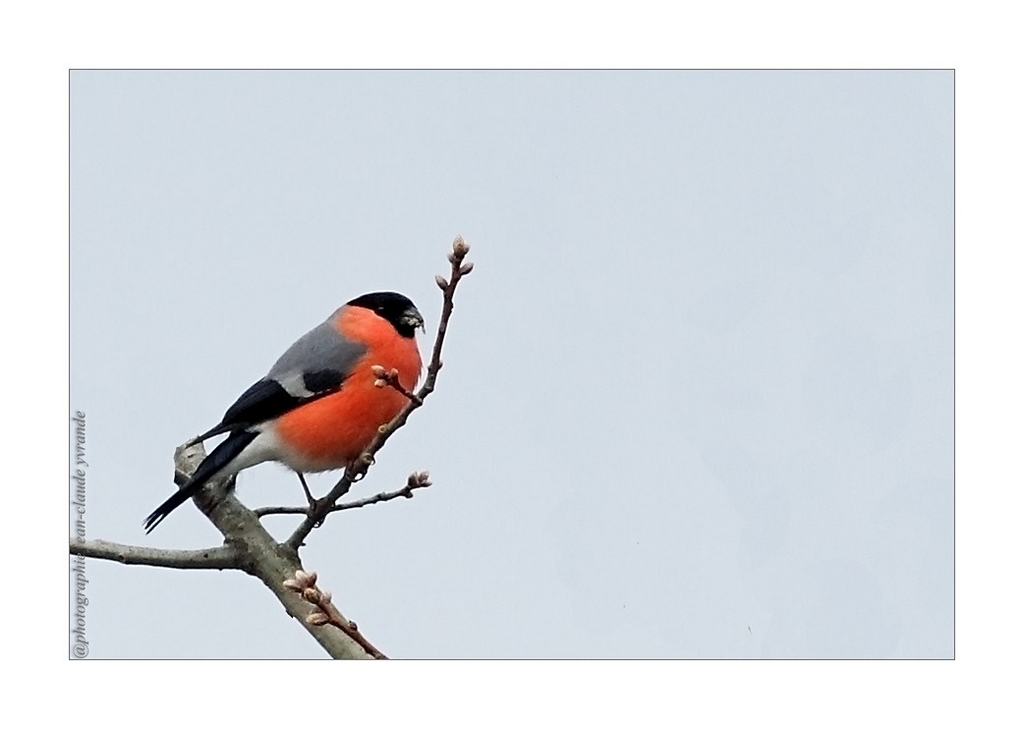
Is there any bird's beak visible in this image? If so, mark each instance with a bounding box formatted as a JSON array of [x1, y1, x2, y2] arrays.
[[403, 307, 425, 333]]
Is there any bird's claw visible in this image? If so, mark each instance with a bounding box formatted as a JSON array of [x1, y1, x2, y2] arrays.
[[305, 497, 329, 528]]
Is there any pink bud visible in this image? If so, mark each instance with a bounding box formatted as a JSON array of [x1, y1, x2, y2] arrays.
[[307, 612, 330, 626]]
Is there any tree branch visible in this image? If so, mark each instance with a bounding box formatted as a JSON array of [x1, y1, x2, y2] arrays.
[[68, 398, 380, 659], [285, 570, 387, 659], [69, 539, 238, 570], [372, 365, 423, 405], [170, 443, 379, 658], [285, 236, 472, 552], [254, 471, 432, 518]]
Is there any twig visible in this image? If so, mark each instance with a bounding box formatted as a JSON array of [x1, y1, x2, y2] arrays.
[[284, 570, 387, 659], [254, 471, 432, 518], [285, 236, 472, 552], [69, 539, 239, 570], [372, 365, 423, 404]]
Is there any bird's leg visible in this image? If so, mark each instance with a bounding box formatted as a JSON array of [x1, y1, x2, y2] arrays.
[[297, 472, 330, 527], [296, 472, 316, 508], [350, 454, 374, 483]]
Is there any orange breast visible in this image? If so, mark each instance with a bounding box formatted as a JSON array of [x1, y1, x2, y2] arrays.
[[272, 306, 422, 472]]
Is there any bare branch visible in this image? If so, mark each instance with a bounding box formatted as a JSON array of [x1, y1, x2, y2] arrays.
[[371, 365, 423, 404], [254, 471, 432, 518], [251, 505, 307, 518], [326, 470, 433, 512], [284, 570, 387, 659], [168, 444, 376, 659], [285, 236, 472, 551], [69, 539, 238, 570]]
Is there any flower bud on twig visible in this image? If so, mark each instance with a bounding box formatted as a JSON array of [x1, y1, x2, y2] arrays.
[[307, 611, 330, 626]]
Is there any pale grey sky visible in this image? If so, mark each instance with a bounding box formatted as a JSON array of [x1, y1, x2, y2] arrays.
[[70, 70, 952, 658]]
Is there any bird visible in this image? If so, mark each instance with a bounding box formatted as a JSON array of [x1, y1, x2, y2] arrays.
[[144, 291, 424, 533]]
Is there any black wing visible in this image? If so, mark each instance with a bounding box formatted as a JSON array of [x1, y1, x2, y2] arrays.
[[187, 314, 367, 444]]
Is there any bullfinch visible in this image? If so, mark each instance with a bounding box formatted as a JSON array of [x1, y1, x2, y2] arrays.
[[144, 291, 424, 533]]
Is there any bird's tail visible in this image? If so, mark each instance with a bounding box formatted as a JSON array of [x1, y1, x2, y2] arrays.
[[144, 430, 257, 533]]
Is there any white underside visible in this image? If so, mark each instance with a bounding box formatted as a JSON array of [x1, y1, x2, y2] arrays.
[[218, 424, 347, 478], [219, 427, 288, 476]]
